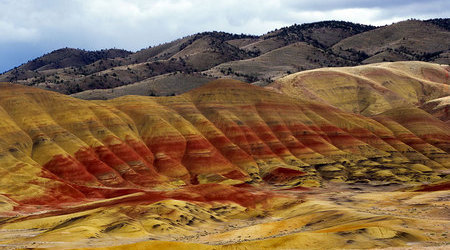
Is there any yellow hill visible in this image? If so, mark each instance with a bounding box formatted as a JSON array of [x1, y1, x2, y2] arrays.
[[271, 61, 450, 116]]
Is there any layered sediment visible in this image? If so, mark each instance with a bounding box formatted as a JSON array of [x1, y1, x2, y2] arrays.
[[0, 79, 448, 208], [0, 78, 448, 249]]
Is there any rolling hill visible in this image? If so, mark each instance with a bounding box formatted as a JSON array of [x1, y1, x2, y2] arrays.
[[270, 61, 450, 116]]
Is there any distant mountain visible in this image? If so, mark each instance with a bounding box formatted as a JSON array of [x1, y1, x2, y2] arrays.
[[331, 20, 450, 64], [9, 48, 131, 72], [0, 19, 448, 98]]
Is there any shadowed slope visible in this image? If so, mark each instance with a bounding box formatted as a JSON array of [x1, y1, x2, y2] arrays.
[[421, 96, 450, 123]]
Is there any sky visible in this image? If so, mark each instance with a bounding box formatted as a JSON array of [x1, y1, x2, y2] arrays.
[[1, 0, 449, 73]]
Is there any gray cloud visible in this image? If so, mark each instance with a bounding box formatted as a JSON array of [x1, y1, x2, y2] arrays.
[[0, 0, 449, 72], [283, 0, 448, 11]]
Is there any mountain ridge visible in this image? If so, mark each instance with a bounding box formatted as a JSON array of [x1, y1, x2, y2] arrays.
[[1, 19, 448, 98]]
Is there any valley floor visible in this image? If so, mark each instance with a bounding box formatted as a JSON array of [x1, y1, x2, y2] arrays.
[[0, 182, 448, 250]]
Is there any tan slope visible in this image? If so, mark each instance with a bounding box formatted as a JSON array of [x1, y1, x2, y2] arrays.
[[71, 72, 214, 100], [129, 36, 194, 63], [229, 21, 374, 55], [240, 37, 287, 54], [332, 20, 450, 63], [271, 61, 450, 116], [169, 35, 251, 70], [205, 42, 350, 85], [362, 50, 412, 64]]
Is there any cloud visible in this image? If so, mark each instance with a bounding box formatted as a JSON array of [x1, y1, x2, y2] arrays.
[[0, 0, 449, 72], [0, 21, 39, 42]]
